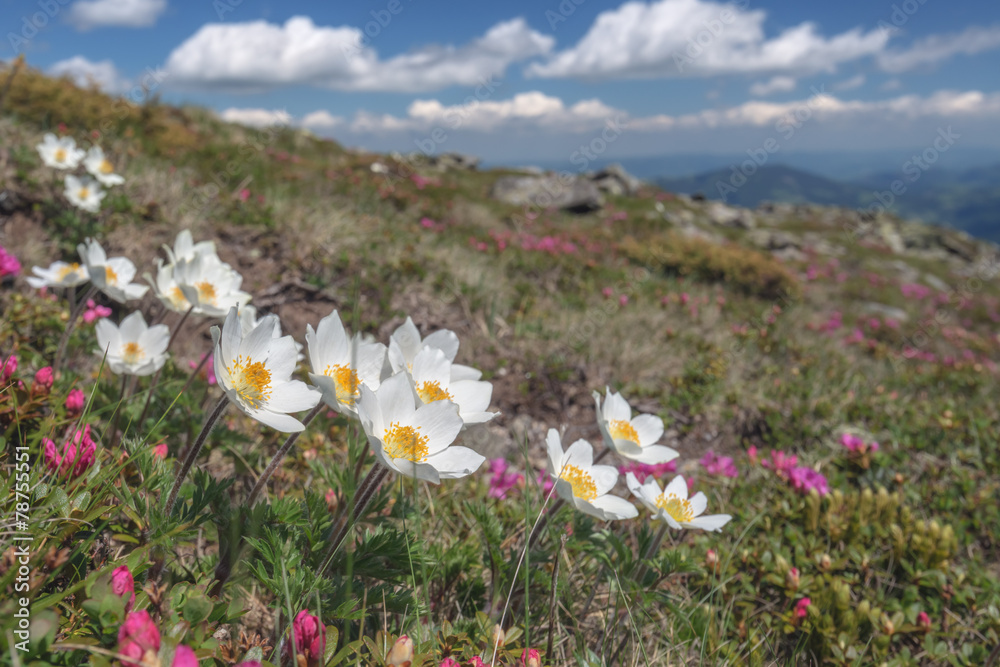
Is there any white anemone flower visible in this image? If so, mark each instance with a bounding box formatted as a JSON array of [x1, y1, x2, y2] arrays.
[[546, 429, 637, 521], [27, 260, 89, 289], [212, 306, 321, 432], [94, 311, 170, 376], [357, 372, 483, 483], [627, 474, 732, 532], [305, 309, 385, 415], [78, 238, 149, 303], [37, 133, 84, 169], [387, 316, 481, 381], [164, 229, 217, 264], [410, 347, 497, 425], [173, 252, 251, 317], [148, 259, 191, 313], [594, 388, 678, 464], [64, 175, 105, 213], [83, 146, 125, 187]]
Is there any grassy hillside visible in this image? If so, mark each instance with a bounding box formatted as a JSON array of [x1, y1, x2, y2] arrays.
[[2, 65, 1000, 666]]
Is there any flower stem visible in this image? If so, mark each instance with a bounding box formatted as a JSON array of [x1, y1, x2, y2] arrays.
[[136, 306, 196, 430], [164, 395, 229, 515], [319, 463, 390, 578], [246, 404, 324, 507], [54, 284, 98, 372]]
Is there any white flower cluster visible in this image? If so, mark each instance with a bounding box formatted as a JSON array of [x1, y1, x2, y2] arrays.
[[35, 133, 125, 213]]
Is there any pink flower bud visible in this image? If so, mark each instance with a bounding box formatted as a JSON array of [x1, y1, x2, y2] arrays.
[[111, 565, 136, 613], [1, 354, 16, 383], [916, 611, 932, 631], [152, 443, 168, 459], [618, 294, 629, 306], [786, 567, 800, 590], [522, 648, 541, 667], [794, 597, 811, 621], [118, 610, 161, 667], [34, 366, 54, 393], [469, 659, 489, 667], [439, 659, 460, 667], [287, 609, 325, 667], [65, 388, 85, 415], [173, 644, 198, 667], [601, 287, 613, 298], [387, 635, 413, 666]]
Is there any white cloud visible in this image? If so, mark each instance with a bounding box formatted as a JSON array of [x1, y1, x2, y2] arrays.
[[526, 0, 889, 79], [749, 75, 796, 96], [165, 16, 553, 93], [878, 25, 1000, 73], [832, 74, 865, 91], [881, 78, 902, 91], [219, 108, 292, 128], [347, 91, 623, 134], [67, 0, 167, 30], [301, 110, 344, 130], [48, 56, 129, 93]]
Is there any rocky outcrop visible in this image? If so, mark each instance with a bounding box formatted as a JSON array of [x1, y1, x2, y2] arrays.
[[491, 174, 604, 212]]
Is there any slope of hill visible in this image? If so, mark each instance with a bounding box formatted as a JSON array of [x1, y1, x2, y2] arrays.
[[2, 65, 999, 666]]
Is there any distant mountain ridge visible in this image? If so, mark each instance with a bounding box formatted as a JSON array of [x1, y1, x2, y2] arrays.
[[653, 163, 1000, 242]]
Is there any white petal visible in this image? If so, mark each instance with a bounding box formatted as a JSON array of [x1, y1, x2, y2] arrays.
[[450, 363, 482, 381], [240, 315, 277, 361], [390, 317, 422, 365], [119, 311, 146, 342], [266, 380, 321, 413], [376, 372, 416, 426], [220, 307, 241, 366], [245, 406, 305, 432], [630, 445, 679, 465], [316, 310, 350, 366], [590, 465, 619, 497], [663, 475, 689, 501], [409, 400, 463, 455], [423, 329, 459, 361], [588, 495, 638, 521], [95, 318, 119, 354], [449, 380, 492, 414], [545, 429, 564, 474], [603, 390, 632, 423], [562, 439, 594, 470], [412, 347, 451, 387], [391, 458, 440, 483], [684, 514, 732, 532], [265, 335, 298, 382], [631, 414, 664, 447], [426, 446, 486, 480], [689, 492, 708, 518]]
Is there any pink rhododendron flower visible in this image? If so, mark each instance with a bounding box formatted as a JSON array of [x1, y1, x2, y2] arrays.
[[789, 466, 829, 496], [82, 299, 112, 324], [617, 460, 677, 483], [152, 442, 168, 459], [44, 425, 97, 478], [440, 659, 460, 667], [287, 609, 325, 667], [2, 354, 16, 383], [602, 287, 613, 298], [118, 610, 161, 667], [916, 611, 932, 631], [34, 366, 54, 393], [746, 446, 758, 464], [238, 188, 250, 202], [618, 294, 629, 306], [420, 217, 436, 229], [761, 450, 798, 479], [65, 388, 86, 414], [522, 648, 541, 667], [840, 433, 878, 453], [794, 597, 811, 620], [699, 451, 738, 478], [173, 644, 198, 667], [487, 458, 524, 500], [111, 565, 136, 613], [0, 245, 21, 277]]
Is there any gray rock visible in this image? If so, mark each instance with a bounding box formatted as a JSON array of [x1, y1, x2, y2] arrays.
[[491, 174, 604, 212], [589, 163, 642, 196], [923, 273, 949, 292], [706, 201, 756, 229], [747, 229, 800, 250]]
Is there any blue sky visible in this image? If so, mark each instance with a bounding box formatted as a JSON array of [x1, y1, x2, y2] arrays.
[[6, 0, 1000, 163]]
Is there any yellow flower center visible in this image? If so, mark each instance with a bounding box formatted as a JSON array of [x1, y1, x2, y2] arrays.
[[79, 187, 90, 199], [195, 281, 217, 305], [417, 380, 452, 403], [656, 494, 694, 523], [324, 364, 360, 406], [230, 355, 272, 409], [383, 422, 429, 462], [100, 159, 114, 174], [560, 464, 597, 500], [105, 266, 118, 284], [608, 419, 639, 443], [121, 342, 145, 365], [56, 263, 80, 281], [55, 148, 66, 163], [168, 286, 189, 308]]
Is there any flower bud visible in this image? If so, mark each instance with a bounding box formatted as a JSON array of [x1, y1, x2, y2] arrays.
[[522, 648, 541, 667], [287, 609, 325, 667], [916, 611, 932, 632], [439, 659, 460, 667], [705, 549, 718, 572], [387, 635, 413, 667], [65, 388, 85, 415], [111, 565, 136, 613], [1, 354, 17, 383], [880, 612, 895, 636], [33, 366, 54, 394], [818, 553, 832, 571], [786, 567, 800, 590], [118, 610, 161, 667], [173, 645, 198, 667], [491, 625, 505, 648]]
